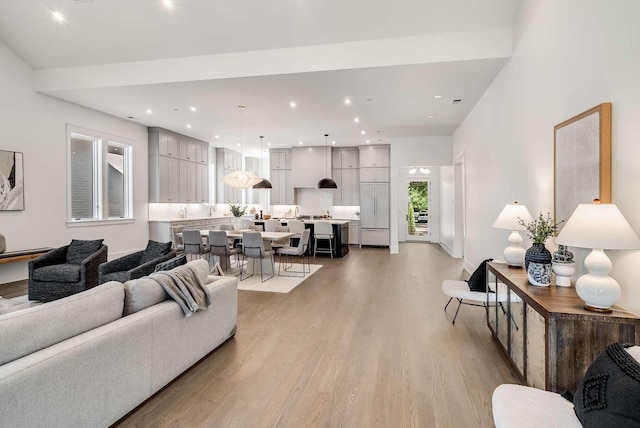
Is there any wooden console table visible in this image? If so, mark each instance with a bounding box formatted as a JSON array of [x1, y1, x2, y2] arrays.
[[0, 248, 52, 265], [486, 261, 640, 393]]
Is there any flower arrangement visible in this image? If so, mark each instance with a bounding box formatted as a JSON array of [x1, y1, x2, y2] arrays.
[[229, 204, 246, 217], [518, 212, 564, 244]]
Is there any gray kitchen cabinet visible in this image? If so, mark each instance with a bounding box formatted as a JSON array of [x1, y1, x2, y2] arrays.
[[158, 133, 179, 158], [149, 128, 209, 204], [216, 148, 242, 204], [359, 145, 390, 168], [156, 156, 179, 202]]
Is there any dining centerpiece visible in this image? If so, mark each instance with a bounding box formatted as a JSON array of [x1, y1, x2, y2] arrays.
[[519, 212, 564, 286], [229, 204, 246, 229]]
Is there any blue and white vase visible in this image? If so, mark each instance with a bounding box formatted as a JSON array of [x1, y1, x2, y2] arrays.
[[525, 242, 552, 270], [528, 262, 552, 286]]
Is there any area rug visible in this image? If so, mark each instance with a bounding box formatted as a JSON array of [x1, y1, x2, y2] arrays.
[[231, 264, 322, 293], [0, 295, 42, 315]]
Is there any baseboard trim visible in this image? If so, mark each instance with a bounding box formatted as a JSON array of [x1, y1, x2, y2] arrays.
[[439, 242, 456, 257]]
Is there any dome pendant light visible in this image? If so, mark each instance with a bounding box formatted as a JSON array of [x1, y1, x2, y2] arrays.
[[317, 134, 337, 189], [222, 106, 263, 189], [253, 135, 272, 189]]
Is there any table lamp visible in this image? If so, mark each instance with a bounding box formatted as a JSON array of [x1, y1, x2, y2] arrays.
[[492, 202, 534, 268], [555, 200, 640, 313]]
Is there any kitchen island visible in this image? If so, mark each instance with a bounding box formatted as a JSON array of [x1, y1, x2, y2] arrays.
[[254, 219, 349, 258]]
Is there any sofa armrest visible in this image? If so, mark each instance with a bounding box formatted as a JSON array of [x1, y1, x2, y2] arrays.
[[99, 251, 143, 276], [128, 251, 177, 280], [79, 245, 108, 289]]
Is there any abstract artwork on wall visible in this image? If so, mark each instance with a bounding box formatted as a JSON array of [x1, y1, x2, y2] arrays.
[[0, 150, 24, 211], [554, 103, 611, 232]]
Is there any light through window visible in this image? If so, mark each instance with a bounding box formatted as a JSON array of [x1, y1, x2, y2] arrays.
[[68, 127, 133, 222]]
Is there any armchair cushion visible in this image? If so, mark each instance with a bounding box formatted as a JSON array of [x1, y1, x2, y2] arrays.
[[66, 239, 104, 264], [31, 264, 81, 282], [140, 240, 172, 264]]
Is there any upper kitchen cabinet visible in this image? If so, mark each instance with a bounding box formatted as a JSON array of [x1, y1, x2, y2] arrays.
[[156, 133, 179, 158], [270, 149, 291, 170], [359, 145, 390, 168], [269, 149, 293, 205], [333, 148, 359, 169], [149, 128, 210, 203], [291, 146, 331, 188], [215, 148, 242, 204]]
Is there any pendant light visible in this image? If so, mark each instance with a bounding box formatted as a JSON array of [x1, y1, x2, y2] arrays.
[[317, 133, 337, 189], [253, 135, 272, 189], [222, 106, 263, 189]]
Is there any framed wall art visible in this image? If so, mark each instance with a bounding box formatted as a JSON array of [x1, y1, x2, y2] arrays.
[[554, 103, 611, 231], [0, 149, 24, 211]]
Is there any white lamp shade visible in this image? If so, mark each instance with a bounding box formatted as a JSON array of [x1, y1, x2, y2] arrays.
[[492, 203, 534, 230], [555, 203, 640, 250], [221, 170, 263, 189]]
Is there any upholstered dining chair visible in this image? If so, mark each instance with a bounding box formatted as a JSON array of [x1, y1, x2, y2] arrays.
[[276, 229, 311, 277], [208, 230, 241, 273], [286, 219, 306, 247], [240, 231, 275, 282], [182, 229, 209, 262], [313, 220, 335, 258], [171, 225, 185, 253]]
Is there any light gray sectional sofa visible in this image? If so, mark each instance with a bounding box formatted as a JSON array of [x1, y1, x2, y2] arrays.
[[0, 259, 238, 428]]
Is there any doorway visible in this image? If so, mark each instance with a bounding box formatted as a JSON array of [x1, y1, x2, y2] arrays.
[[406, 178, 431, 242]]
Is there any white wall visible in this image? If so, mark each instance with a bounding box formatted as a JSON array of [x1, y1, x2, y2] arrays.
[[439, 166, 455, 254], [452, 0, 640, 313], [390, 136, 452, 253], [0, 41, 149, 283]]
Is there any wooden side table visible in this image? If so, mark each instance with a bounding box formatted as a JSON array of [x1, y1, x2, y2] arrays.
[[486, 261, 640, 393]]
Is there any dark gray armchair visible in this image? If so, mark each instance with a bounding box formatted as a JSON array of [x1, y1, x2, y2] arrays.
[[29, 239, 108, 302], [98, 240, 174, 284]]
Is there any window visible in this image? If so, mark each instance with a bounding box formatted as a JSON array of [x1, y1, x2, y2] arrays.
[[68, 126, 133, 222]]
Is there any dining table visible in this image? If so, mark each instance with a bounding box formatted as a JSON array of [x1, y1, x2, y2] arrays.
[[197, 229, 296, 276]]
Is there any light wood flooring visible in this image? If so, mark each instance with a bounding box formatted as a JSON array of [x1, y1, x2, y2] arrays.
[[2, 243, 520, 427]]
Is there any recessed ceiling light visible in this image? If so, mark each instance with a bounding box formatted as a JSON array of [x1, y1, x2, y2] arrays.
[[361, 130, 366, 135], [51, 11, 65, 22], [289, 101, 296, 108], [298, 141, 303, 145], [162, 0, 174, 10], [190, 106, 197, 112], [427, 115, 435, 119], [332, 141, 336, 145], [420, 168, 431, 174], [344, 98, 351, 105], [354, 117, 359, 123], [434, 95, 442, 99], [215, 135, 219, 139], [145, 109, 152, 114], [267, 142, 271, 146], [366, 140, 370, 143], [409, 168, 417, 175], [186, 124, 192, 129], [237, 143, 241, 147]]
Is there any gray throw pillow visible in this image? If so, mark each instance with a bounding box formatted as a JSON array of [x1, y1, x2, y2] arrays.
[[140, 240, 172, 264], [66, 239, 104, 264], [154, 255, 187, 272]]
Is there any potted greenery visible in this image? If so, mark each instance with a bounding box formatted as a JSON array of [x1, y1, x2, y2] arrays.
[[229, 204, 246, 229], [518, 212, 564, 270]]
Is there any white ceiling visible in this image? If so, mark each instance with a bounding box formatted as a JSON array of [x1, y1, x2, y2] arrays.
[[0, 0, 521, 152]]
